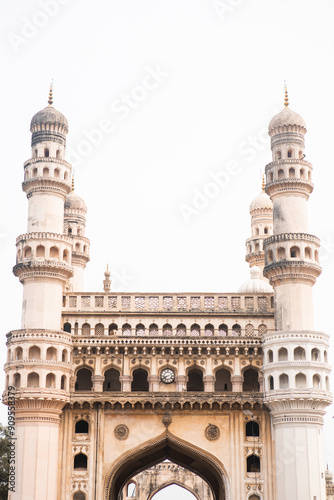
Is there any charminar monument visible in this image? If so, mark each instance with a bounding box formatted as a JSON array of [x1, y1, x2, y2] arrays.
[[3, 85, 333, 499]]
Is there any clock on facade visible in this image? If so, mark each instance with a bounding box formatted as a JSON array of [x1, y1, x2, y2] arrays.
[[160, 368, 175, 384]]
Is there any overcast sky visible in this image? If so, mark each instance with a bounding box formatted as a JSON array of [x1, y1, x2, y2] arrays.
[[1, 0, 334, 480]]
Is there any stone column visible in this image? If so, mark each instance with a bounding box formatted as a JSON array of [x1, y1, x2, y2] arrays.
[[231, 375, 243, 392], [92, 375, 104, 392]]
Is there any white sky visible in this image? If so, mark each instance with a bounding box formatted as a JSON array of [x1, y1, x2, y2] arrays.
[[1, 0, 334, 483]]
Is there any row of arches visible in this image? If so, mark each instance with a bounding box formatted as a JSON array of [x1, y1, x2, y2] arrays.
[[33, 147, 63, 159], [18, 244, 72, 262], [267, 245, 319, 263], [12, 371, 67, 390], [267, 372, 330, 391], [10, 346, 69, 362], [267, 346, 327, 363], [66, 321, 267, 337], [275, 148, 304, 160], [75, 367, 260, 392], [268, 165, 311, 182], [25, 165, 69, 181]]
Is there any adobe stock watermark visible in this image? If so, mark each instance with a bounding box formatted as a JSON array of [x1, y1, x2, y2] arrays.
[[66, 65, 168, 168], [110, 268, 135, 292], [179, 126, 270, 224], [7, 0, 72, 53], [212, 0, 244, 21]]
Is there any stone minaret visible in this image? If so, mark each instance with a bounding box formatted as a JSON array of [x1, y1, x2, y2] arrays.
[[7, 87, 74, 500], [262, 88, 332, 500]]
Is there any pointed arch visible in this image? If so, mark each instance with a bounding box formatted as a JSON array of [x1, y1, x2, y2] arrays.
[[148, 481, 201, 500], [105, 432, 229, 500]]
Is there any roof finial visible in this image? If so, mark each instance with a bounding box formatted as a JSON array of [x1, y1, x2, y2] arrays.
[[71, 175, 75, 192], [48, 80, 53, 106], [284, 81, 289, 107], [262, 174, 265, 192]]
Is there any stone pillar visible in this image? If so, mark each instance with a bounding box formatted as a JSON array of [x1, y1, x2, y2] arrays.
[[203, 375, 214, 392], [176, 375, 187, 392], [148, 375, 159, 392], [120, 375, 132, 392], [92, 375, 104, 392], [231, 375, 243, 392]]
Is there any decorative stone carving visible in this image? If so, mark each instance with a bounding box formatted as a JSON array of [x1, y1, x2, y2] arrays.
[[114, 424, 129, 440], [205, 424, 220, 441], [162, 413, 172, 428]]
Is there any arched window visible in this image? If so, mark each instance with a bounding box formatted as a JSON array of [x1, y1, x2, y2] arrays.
[[305, 247, 312, 259], [46, 347, 57, 360], [44, 148, 49, 157], [43, 167, 49, 177], [103, 368, 121, 391], [276, 150, 281, 160], [269, 172, 274, 182], [122, 323, 131, 336], [15, 347, 23, 360], [176, 324, 186, 336], [249, 495, 261, 500], [63, 249, 69, 262], [299, 150, 304, 159], [279, 373, 289, 389], [243, 369, 259, 391], [33, 167, 38, 177], [246, 421, 259, 437], [277, 247, 285, 259], [14, 373, 21, 388], [46, 373, 56, 388], [24, 246, 32, 259], [77, 228, 82, 236], [95, 323, 104, 336], [109, 323, 118, 335], [278, 169, 284, 180], [163, 323, 173, 336], [187, 369, 204, 391], [326, 376, 330, 390], [36, 245, 45, 258], [54, 168, 60, 178], [29, 346, 40, 359], [50, 246, 59, 258], [204, 324, 214, 336], [218, 324, 228, 336], [61, 375, 66, 390], [278, 347, 288, 361], [313, 374, 321, 389], [68, 227, 72, 235], [256, 228, 260, 236], [75, 242, 80, 251], [74, 453, 87, 470], [82, 323, 91, 336], [300, 168, 305, 178], [131, 369, 149, 392], [190, 324, 200, 336], [232, 324, 241, 336], [63, 322, 71, 333], [267, 250, 273, 263], [215, 368, 231, 391], [56, 149, 61, 159], [34, 149, 38, 158], [311, 348, 320, 361], [295, 373, 306, 388], [315, 249, 319, 263], [290, 246, 300, 258], [255, 243, 260, 251], [269, 375, 274, 390], [127, 482, 137, 497], [149, 323, 158, 336], [27, 372, 39, 388], [268, 350, 273, 363], [294, 347, 305, 360], [287, 149, 293, 158], [73, 492, 86, 500], [247, 454, 261, 473], [75, 368, 93, 391], [136, 323, 145, 335], [289, 167, 295, 178], [75, 420, 89, 434]]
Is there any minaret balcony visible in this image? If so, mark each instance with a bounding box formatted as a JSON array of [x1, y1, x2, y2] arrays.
[[23, 157, 71, 189], [13, 259, 74, 282], [22, 176, 71, 197], [16, 232, 73, 266]]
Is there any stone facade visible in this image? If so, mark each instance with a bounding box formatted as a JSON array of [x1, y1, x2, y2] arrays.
[[3, 89, 332, 500]]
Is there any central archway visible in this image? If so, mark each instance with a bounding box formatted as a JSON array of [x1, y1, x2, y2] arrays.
[[105, 432, 228, 500]]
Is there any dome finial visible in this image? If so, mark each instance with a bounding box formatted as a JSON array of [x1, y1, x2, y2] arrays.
[[262, 174, 265, 192], [48, 81, 53, 106], [284, 81, 289, 107], [71, 174, 75, 192]]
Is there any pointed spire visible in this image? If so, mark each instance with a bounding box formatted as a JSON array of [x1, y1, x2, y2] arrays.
[[262, 174, 265, 192], [103, 265, 111, 292], [71, 175, 75, 192], [284, 81, 289, 107], [48, 81, 53, 106]]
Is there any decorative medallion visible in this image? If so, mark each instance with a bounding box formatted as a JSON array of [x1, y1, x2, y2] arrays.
[[114, 424, 129, 441], [205, 424, 220, 441]]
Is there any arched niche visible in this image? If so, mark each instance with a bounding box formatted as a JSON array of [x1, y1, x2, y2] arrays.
[[106, 433, 228, 500], [149, 481, 200, 500]]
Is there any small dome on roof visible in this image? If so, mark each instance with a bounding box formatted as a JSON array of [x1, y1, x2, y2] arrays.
[[250, 191, 273, 212], [238, 266, 273, 294], [269, 106, 306, 133], [30, 105, 68, 131], [64, 192, 87, 212]]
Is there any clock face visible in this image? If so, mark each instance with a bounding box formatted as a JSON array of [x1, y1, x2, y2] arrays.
[[161, 368, 175, 384]]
